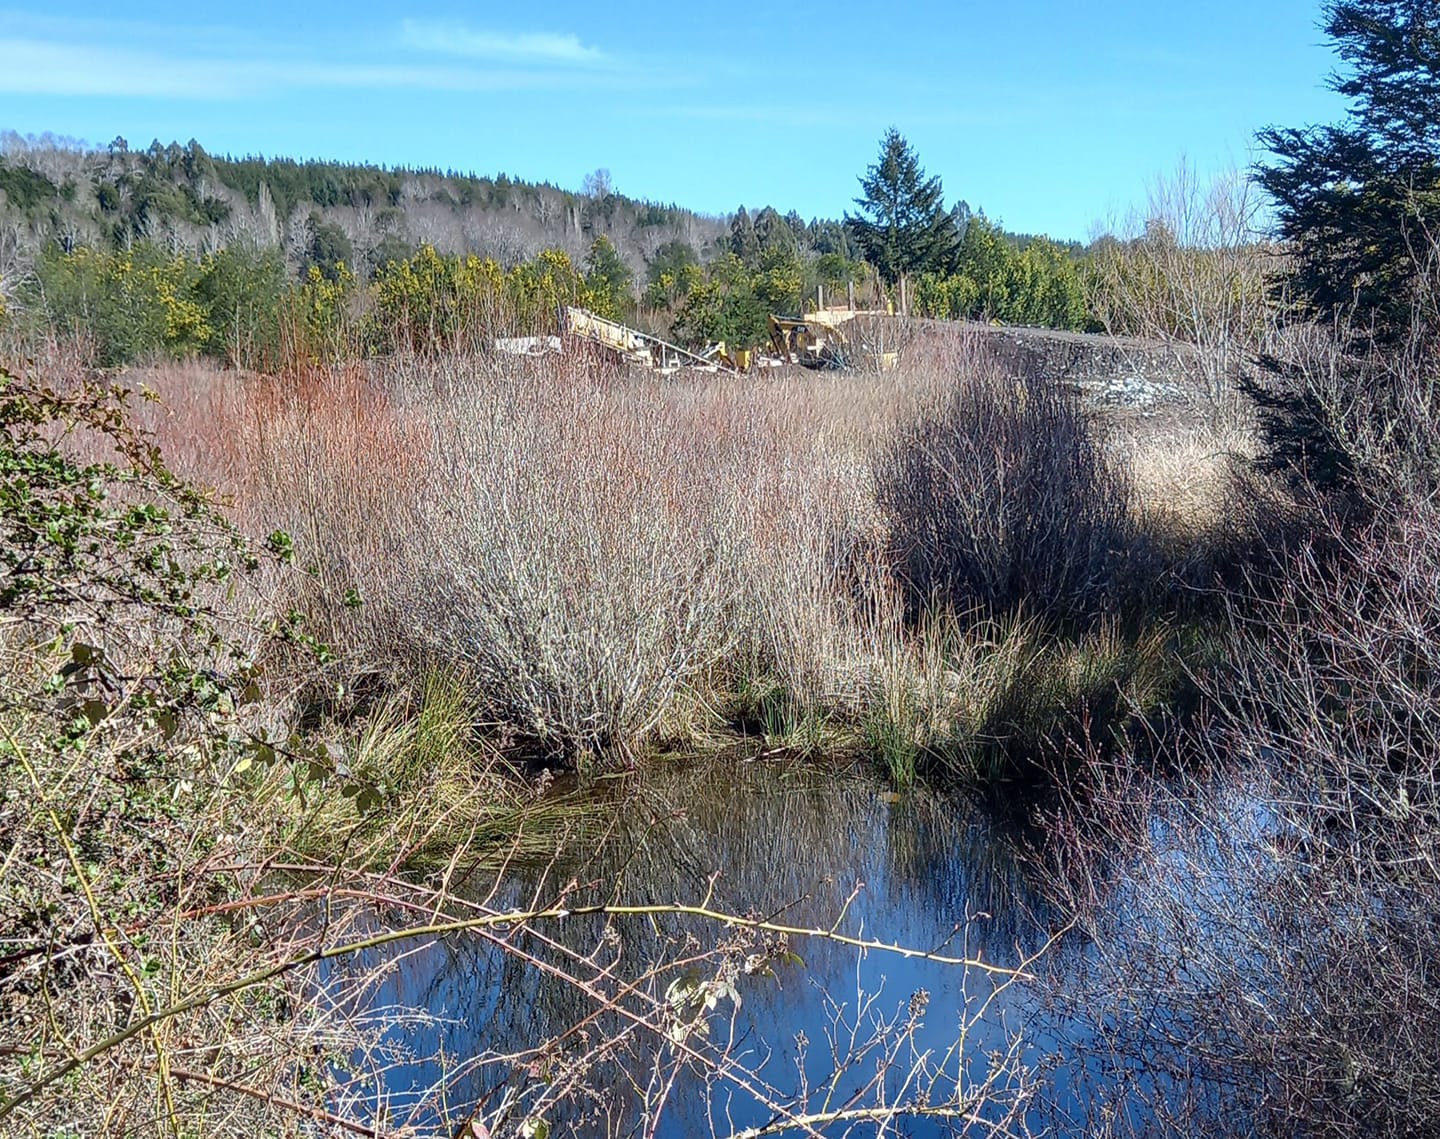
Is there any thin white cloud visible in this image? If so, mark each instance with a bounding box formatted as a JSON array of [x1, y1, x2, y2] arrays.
[[400, 20, 607, 66], [0, 35, 618, 99], [0, 39, 234, 98]]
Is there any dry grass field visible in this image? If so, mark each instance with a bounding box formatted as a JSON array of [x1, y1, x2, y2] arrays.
[[108, 326, 1238, 788]]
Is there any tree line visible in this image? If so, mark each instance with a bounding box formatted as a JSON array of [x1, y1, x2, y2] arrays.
[[0, 129, 1136, 359], [17, 238, 641, 368], [0, 114, 1311, 361]]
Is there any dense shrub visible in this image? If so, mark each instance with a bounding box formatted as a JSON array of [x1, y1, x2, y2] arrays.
[[27, 241, 289, 368], [1045, 489, 1440, 1138], [912, 219, 1088, 331], [669, 258, 772, 350], [368, 244, 592, 353], [30, 243, 209, 365], [0, 366, 324, 1130], [194, 242, 288, 368], [875, 359, 1132, 623], [1242, 319, 1440, 501], [322, 357, 743, 764], [290, 261, 361, 363]]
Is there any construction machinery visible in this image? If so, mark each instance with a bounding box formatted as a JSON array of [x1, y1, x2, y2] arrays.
[[548, 304, 900, 376], [769, 311, 899, 371], [768, 315, 845, 369], [560, 306, 737, 373]]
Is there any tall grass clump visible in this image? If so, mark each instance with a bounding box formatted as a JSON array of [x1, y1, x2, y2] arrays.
[[188, 355, 895, 769], [875, 352, 1134, 625]]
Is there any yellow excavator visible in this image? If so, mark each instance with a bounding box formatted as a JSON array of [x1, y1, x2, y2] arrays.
[[769, 312, 898, 371], [768, 314, 846, 369]]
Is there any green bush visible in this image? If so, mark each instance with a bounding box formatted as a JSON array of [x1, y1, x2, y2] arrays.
[[368, 244, 589, 353], [670, 255, 771, 350], [195, 242, 287, 368], [30, 243, 209, 365], [912, 219, 1087, 330]]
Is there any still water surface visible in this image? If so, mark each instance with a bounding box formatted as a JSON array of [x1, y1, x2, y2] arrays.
[[325, 758, 1181, 1136]]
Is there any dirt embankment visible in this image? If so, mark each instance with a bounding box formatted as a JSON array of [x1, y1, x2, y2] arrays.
[[951, 320, 1195, 409], [915, 322, 1241, 521]]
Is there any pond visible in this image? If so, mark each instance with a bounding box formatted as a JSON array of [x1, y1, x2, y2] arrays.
[[319, 757, 1217, 1137]]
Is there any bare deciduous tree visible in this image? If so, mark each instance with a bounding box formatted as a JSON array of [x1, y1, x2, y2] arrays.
[[582, 167, 613, 200], [1088, 161, 1279, 425]]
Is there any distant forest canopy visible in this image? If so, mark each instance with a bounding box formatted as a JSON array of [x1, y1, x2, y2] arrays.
[[0, 131, 1081, 288], [0, 131, 731, 280], [0, 129, 1231, 359]]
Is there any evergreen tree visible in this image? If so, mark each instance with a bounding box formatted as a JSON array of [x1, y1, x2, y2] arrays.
[[646, 239, 700, 287], [950, 200, 973, 245], [845, 130, 960, 288], [755, 243, 805, 315], [753, 207, 797, 256], [729, 207, 759, 265], [642, 239, 702, 308], [304, 213, 354, 283], [812, 219, 858, 260], [584, 235, 634, 318], [1258, 0, 1440, 341], [1251, 1, 1440, 489], [671, 253, 770, 349]]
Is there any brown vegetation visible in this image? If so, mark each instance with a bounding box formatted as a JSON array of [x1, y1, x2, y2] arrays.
[[1087, 163, 1277, 426], [876, 362, 1134, 624], [0, 358, 1066, 1137], [1039, 323, 1440, 1137], [120, 329, 1225, 782], [0, 312, 1271, 1138]]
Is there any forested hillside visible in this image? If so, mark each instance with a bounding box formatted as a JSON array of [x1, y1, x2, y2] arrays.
[[0, 132, 728, 284], [1, 130, 1240, 369]]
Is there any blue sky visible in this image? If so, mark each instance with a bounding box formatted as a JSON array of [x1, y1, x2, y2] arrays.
[[0, 2, 1347, 241]]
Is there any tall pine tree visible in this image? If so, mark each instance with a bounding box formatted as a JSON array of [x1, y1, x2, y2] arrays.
[[1250, 1, 1440, 490], [1259, 1, 1440, 341], [729, 206, 759, 266], [846, 130, 960, 298]]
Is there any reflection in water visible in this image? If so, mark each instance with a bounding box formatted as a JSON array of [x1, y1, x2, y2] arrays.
[[322, 758, 1106, 1136]]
